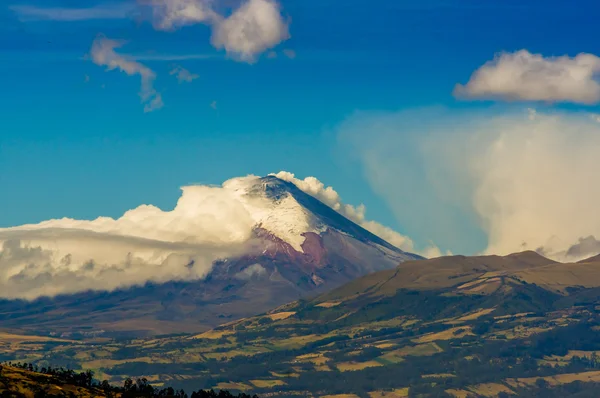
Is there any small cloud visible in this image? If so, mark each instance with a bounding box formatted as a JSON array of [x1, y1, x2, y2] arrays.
[[267, 51, 277, 59], [169, 65, 199, 83], [84, 74, 90, 83], [565, 236, 600, 260], [89, 35, 163, 112], [144, 93, 164, 113], [10, 3, 134, 21], [148, 0, 219, 30], [210, 0, 290, 63], [131, 53, 216, 61], [149, 0, 290, 62], [454, 50, 600, 104], [210, 100, 217, 110], [283, 49, 296, 59]]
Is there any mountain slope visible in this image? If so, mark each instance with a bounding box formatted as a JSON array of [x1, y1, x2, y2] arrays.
[[9, 251, 600, 397], [319, 250, 556, 301], [0, 364, 255, 398], [0, 176, 420, 337]]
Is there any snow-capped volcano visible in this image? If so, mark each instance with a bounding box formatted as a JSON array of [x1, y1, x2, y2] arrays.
[[0, 173, 421, 336], [227, 175, 415, 257], [204, 175, 421, 296], [224, 175, 329, 252]]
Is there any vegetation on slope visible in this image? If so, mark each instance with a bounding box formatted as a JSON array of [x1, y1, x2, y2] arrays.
[[4, 252, 600, 397], [0, 362, 258, 397]]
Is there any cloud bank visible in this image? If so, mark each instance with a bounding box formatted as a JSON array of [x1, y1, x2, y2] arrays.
[[0, 172, 419, 300], [0, 176, 267, 300], [339, 107, 600, 261], [455, 50, 600, 104], [90, 36, 164, 112]]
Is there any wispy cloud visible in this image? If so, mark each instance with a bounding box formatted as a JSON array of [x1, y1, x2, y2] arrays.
[[283, 49, 296, 59], [169, 65, 199, 83], [90, 36, 163, 112], [10, 3, 135, 21], [130, 53, 216, 61]]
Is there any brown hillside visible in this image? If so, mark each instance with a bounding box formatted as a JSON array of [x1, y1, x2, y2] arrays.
[[320, 251, 557, 300], [578, 253, 600, 263], [0, 365, 104, 398]]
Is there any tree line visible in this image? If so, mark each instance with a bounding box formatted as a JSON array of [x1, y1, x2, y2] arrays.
[[0, 362, 258, 398]]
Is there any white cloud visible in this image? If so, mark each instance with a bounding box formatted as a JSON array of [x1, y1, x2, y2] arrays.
[[148, 0, 289, 63], [169, 65, 199, 83], [210, 100, 217, 109], [130, 53, 216, 61], [210, 0, 290, 62], [13, 0, 290, 64], [10, 3, 134, 21], [454, 50, 600, 104], [339, 107, 600, 260], [271, 171, 433, 255], [147, 0, 219, 30], [90, 36, 164, 112]]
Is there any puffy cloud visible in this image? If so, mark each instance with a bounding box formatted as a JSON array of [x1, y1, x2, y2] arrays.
[[454, 50, 600, 104], [211, 0, 290, 62], [170, 65, 199, 83], [90, 36, 164, 112], [148, 0, 289, 62], [271, 171, 427, 255], [339, 107, 600, 260], [10, 3, 134, 21]]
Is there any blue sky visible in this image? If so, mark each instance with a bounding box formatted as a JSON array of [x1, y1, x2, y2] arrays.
[[2, 0, 600, 256]]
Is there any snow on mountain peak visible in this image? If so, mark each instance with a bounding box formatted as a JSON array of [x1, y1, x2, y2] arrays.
[[225, 175, 326, 252]]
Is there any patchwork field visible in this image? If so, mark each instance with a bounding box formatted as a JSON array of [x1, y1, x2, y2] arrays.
[[5, 252, 600, 397]]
